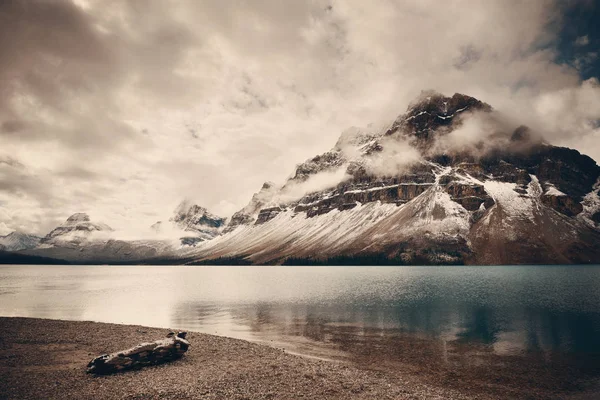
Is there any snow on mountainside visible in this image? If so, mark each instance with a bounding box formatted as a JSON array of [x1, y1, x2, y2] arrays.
[[40, 213, 113, 247], [0, 232, 41, 251], [22, 211, 178, 263], [153, 201, 226, 246], [13, 203, 225, 263], [186, 91, 600, 265], [225, 182, 280, 231]]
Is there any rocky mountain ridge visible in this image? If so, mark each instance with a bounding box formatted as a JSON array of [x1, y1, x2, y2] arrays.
[[10, 203, 225, 263], [40, 213, 113, 247], [152, 201, 226, 246], [187, 91, 600, 265], [0, 232, 41, 252]]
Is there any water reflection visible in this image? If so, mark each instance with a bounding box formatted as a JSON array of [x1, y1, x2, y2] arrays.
[[170, 298, 600, 360], [1, 265, 600, 369]]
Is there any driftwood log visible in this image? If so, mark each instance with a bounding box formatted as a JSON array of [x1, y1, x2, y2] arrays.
[[87, 331, 190, 374]]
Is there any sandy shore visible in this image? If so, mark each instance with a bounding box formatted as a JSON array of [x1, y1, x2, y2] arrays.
[[0, 317, 478, 400]]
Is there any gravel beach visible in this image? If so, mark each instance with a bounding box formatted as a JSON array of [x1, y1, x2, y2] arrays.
[[2, 317, 600, 399], [0, 317, 476, 400]]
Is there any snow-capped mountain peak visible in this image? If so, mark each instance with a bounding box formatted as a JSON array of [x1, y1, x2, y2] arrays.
[[194, 91, 600, 265], [0, 232, 41, 251], [41, 213, 113, 246], [170, 201, 223, 231], [151, 201, 226, 246]]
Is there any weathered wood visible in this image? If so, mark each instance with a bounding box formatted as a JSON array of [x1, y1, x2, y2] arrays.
[[86, 331, 190, 374]]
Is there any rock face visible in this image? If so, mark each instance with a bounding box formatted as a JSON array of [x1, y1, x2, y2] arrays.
[[385, 91, 492, 149], [225, 182, 279, 232], [191, 91, 600, 265], [0, 232, 41, 251], [153, 201, 226, 246], [41, 213, 112, 247], [170, 201, 225, 236]]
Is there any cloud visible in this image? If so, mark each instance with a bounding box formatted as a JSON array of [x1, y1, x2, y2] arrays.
[[0, 222, 12, 236], [426, 111, 513, 157], [573, 52, 599, 71], [0, 0, 599, 235], [363, 137, 423, 177], [575, 35, 590, 46], [277, 167, 351, 204], [533, 77, 600, 149]]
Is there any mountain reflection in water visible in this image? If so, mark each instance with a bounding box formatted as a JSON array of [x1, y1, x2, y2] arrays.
[[1, 265, 600, 395], [171, 298, 600, 359]]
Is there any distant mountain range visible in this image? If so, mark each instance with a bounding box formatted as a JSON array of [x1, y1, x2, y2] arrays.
[[3, 91, 600, 265], [0, 232, 41, 252], [11, 201, 226, 264]]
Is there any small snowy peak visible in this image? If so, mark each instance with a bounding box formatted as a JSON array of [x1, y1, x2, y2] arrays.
[[171, 201, 224, 232], [65, 213, 91, 224], [0, 231, 41, 251], [154, 201, 226, 244], [42, 213, 113, 246]]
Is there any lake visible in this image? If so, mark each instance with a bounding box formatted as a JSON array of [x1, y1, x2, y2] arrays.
[[2, 265, 600, 395]]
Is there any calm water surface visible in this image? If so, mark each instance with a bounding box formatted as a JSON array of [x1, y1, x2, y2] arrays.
[[1, 265, 600, 362]]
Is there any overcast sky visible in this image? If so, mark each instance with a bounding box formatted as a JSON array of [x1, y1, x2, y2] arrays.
[[0, 0, 599, 236]]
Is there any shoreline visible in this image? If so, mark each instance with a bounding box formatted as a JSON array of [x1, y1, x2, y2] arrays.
[[0, 317, 475, 400], [2, 319, 600, 400]]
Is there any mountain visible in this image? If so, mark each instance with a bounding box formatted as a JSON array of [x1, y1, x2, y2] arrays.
[[225, 182, 279, 232], [40, 213, 113, 247], [153, 201, 226, 246], [19, 239, 178, 264], [13, 212, 180, 264], [11, 204, 225, 263], [6, 91, 599, 265], [0, 232, 41, 251], [186, 91, 600, 265]]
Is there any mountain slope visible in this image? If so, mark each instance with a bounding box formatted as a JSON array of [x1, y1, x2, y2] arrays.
[[186, 91, 600, 265], [18, 204, 225, 263], [40, 213, 113, 247], [0, 232, 41, 251], [152, 201, 226, 246]]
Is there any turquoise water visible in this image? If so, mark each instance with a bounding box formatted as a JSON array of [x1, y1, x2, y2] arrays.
[[1, 265, 600, 360]]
